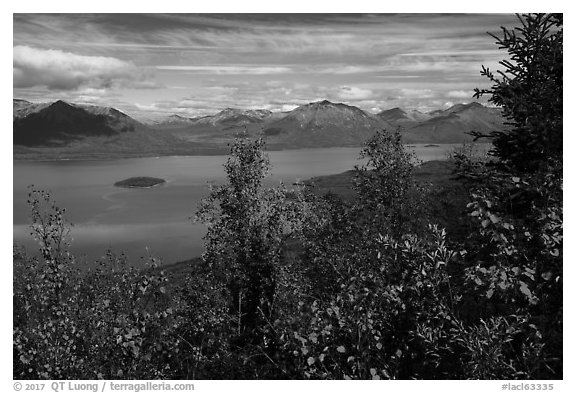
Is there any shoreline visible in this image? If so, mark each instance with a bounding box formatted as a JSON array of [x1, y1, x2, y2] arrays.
[[13, 142, 489, 163]]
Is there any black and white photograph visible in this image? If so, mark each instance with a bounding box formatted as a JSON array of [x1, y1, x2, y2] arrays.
[[11, 8, 564, 383]]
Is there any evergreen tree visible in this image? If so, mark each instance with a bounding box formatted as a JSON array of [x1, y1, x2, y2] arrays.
[[473, 13, 562, 172]]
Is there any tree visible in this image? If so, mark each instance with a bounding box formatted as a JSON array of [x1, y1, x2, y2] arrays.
[[354, 129, 428, 239], [473, 13, 562, 172], [196, 137, 302, 339], [457, 13, 564, 378]]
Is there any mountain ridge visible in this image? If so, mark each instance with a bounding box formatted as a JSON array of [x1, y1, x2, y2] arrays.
[[259, 100, 393, 148], [13, 98, 504, 158], [13, 100, 144, 146]]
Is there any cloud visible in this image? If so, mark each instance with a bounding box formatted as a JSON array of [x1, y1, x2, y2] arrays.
[[319, 65, 383, 75], [336, 86, 374, 100], [156, 65, 293, 75], [13, 45, 156, 90], [447, 90, 473, 99], [399, 88, 435, 99], [280, 104, 299, 112]]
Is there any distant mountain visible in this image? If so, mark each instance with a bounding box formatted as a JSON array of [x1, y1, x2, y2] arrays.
[[13, 98, 504, 159], [401, 102, 504, 143], [193, 108, 274, 127], [13, 100, 142, 146], [152, 108, 277, 138], [12, 99, 226, 159], [155, 114, 199, 126], [262, 100, 392, 147], [148, 100, 503, 148], [13, 99, 33, 114], [13, 99, 50, 120], [377, 107, 432, 129]]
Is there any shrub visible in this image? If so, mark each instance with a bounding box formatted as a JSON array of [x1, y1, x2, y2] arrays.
[[14, 189, 181, 379]]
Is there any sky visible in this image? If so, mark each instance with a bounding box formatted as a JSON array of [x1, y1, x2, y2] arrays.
[[13, 13, 520, 121]]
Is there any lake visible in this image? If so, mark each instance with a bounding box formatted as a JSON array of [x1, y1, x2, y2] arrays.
[[13, 144, 464, 266]]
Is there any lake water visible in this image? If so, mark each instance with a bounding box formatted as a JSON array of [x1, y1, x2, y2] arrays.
[[13, 144, 461, 266]]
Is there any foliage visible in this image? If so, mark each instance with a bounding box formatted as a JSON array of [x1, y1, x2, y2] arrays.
[[14, 189, 180, 379], [195, 137, 305, 340], [473, 13, 562, 172], [462, 12, 563, 377], [453, 154, 562, 377], [354, 129, 429, 238], [14, 133, 562, 380], [276, 224, 551, 379], [168, 266, 233, 379], [14, 14, 562, 380]]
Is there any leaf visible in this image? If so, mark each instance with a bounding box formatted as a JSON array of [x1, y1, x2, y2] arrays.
[[519, 281, 532, 299], [550, 249, 559, 257], [486, 288, 494, 299], [307, 357, 315, 366], [336, 345, 346, 353]]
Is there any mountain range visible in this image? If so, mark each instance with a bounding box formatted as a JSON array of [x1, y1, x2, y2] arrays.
[[13, 98, 505, 159], [13, 99, 227, 159], [378, 102, 505, 144]]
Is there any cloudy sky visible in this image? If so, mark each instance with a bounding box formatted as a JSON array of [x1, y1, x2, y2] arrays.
[[13, 13, 518, 120]]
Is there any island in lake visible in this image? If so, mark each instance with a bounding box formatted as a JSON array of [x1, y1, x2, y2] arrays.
[[114, 177, 166, 188]]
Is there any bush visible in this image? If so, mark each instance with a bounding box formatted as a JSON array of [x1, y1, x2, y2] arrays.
[[14, 189, 181, 379]]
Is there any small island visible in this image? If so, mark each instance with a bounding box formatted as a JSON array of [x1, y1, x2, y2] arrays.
[[114, 176, 166, 188]]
